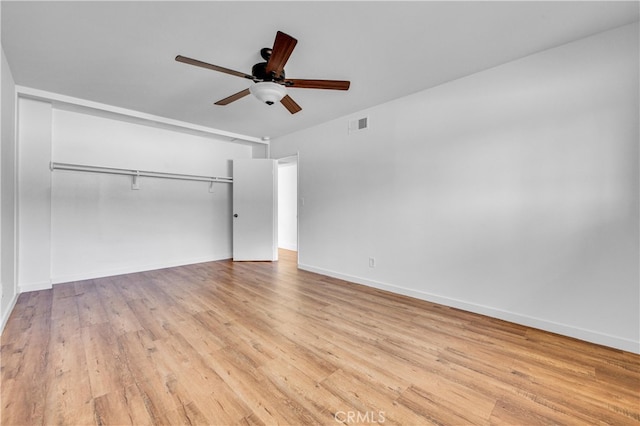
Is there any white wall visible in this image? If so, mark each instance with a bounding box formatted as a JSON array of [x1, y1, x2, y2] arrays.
[[17, 98, 52, 292], [271, 23, 640, 353], [278, 162, 297, 251], [49, 108, 251, 283], [1, 46, 18, 331], [14, 99, 252, 287]]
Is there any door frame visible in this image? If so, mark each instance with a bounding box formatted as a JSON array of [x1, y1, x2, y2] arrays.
[[276, 153, 299, 261]]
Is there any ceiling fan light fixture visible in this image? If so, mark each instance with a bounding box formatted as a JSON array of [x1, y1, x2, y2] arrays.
[[250, 82, 286, 105]]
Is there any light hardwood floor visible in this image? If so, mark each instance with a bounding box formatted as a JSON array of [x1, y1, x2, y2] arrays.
[[1, 249, 639, 425]]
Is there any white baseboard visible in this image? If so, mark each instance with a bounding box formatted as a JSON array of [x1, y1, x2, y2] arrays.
[[18, 280, 52, 293], [298, 263, 640, 354], [51, 253, 232, 284], [0, 293, 19, 335], [278, 242, 298, 251]]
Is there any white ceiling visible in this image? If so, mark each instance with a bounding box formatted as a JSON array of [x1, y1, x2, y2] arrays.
[[2, 1, 638, 140]]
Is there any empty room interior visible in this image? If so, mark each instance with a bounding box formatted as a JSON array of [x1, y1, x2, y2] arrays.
[[1, 1, 639, 425]]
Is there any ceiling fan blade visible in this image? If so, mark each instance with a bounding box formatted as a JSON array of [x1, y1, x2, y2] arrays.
[[214, 88, 251, 106], [265, 31, 298, 75], [285, 79, 350, 91], [281, 95, 302, 114], [176, 55, 254, 80]]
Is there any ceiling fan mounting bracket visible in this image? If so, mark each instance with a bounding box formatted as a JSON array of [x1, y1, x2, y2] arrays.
[[260, 47, 273, 61]]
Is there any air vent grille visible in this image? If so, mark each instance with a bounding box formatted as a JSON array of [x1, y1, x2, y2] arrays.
[[348, 116, 369, 134]]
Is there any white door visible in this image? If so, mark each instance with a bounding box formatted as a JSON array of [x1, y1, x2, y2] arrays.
[[232, 159, 278, 261]]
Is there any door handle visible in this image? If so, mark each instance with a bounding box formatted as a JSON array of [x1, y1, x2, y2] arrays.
[[233, 214, 238, 218]]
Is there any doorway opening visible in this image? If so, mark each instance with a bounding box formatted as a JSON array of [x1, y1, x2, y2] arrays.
[[277, 155, 298, 262]]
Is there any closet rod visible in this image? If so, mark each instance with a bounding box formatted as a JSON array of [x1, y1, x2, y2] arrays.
[[50, 162, 233, 184]]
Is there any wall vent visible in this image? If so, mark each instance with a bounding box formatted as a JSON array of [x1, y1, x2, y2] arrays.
[[348, 116, 369, 134]]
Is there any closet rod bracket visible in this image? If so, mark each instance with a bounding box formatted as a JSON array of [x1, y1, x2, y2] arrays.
[[131, 172, 140, 190]]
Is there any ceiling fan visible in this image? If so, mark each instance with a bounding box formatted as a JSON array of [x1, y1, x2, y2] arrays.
[[175, 31, 350, 114]]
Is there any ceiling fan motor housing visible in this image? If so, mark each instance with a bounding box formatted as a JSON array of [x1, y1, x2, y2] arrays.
[[252, 62, 285, 82]]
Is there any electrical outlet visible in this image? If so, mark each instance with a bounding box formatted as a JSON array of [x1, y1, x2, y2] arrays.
[[369, 257, 375, 268]]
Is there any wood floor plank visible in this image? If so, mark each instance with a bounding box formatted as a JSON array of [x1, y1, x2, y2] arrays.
[[93, 384, 153, 426], [43, 311, 93, 425], [208, 345, 313, 425], [2, 249, 639, 425], [94, 278, 145, 336], [2, 290, 54, 425], [82, 323, 136, 398], [147, 340, 252, 425], [75, 281, 110, 328], [396, 384, 494, 426], [126, 298, 170, 342], [258, 357, 345, 423], [154, 401, 211, 426]]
